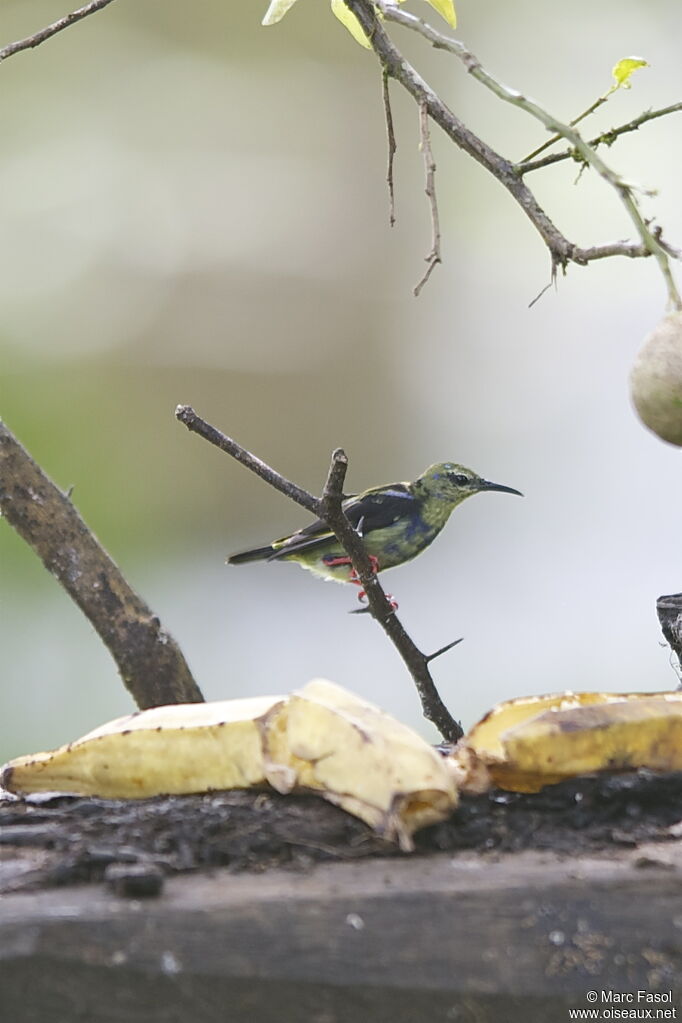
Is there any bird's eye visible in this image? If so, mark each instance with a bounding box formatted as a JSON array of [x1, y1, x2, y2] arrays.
[[450, 473, 470, 486]]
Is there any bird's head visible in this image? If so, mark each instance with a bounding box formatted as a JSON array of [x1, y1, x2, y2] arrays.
[[416, 463, 523, 506]]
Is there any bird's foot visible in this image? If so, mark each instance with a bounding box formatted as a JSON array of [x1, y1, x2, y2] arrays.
[[321, 554, 390, 608], [353, 588, 398, 611], [322, 555, 353, 568], [322, 554, 380, 587], [349, 593, 398, 615]]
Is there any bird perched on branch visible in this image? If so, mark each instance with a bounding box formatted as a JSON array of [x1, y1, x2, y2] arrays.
[[228, 462, 522, 605]]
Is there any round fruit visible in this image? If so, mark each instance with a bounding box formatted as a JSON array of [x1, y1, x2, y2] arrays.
[[630, 311, 682, 446]]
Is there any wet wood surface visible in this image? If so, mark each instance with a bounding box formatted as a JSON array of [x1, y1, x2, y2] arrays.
[[2, 844, 681, 1023]]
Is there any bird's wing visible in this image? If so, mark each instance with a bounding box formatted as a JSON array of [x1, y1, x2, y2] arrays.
[[268, 484, 415, 560]]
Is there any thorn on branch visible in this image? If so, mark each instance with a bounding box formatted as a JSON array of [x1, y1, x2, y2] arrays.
[[414, 103, 442, 298], [425, 638, 463, 664]]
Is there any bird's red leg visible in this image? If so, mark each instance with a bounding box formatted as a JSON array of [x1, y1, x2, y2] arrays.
[[323, 554, 397, 609]]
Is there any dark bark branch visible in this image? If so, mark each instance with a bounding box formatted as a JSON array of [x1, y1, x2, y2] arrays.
[[0, 0, 117, 62], [175, 406, 463, 742], [0, 420, 203, 709]]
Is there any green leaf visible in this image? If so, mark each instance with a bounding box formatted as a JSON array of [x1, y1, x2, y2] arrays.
[[611, 56, 649, 90], [424, 0, 457, 28], [262, 0, 300, 26], [331, 0, 372, 48]]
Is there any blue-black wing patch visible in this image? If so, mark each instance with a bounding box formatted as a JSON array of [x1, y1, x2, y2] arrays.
[[267, 483, 415, 559]]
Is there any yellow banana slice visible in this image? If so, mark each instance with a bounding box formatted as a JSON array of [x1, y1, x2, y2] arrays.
[[264, 679, 458, 847], [453, 690, 682, 793], [1, 696, 281, 799]]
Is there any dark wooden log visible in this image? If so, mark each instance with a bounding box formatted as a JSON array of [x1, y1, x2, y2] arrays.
[[657, 593, 682, 684], [1, 845, 680, 1023]]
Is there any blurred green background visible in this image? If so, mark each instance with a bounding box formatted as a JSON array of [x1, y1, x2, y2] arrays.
[[2, 0, 681, 760]]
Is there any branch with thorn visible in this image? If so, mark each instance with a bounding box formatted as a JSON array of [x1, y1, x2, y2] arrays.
[[175, 405, 464, 742]]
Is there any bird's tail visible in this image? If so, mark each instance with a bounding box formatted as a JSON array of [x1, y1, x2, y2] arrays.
[[227, 544, 275, 565]]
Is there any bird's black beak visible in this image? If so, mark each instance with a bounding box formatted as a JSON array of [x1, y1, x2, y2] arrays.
[[479, 479, 523, 497]]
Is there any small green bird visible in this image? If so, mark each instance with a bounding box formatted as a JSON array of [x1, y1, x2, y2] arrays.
[[228, 462, 522, 603]]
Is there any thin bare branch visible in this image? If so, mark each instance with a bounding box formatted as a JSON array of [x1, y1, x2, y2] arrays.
[[175, 405, 318, 517], [0, 0, 117, 62], [0, 420, 203, 709], [382, 71, 397, 227], [414, 103, 441, 297], [176, 406, 464, 742], [520, 103, 682, 174]]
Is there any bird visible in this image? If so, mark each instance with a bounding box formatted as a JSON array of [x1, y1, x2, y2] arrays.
[[228, 462, 522, 606]]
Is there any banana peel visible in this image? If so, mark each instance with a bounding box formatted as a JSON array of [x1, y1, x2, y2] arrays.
[[264, 680, 457, 841], [4, 682, 681, 843], [1, 696, 280, 800], [452, 690, 682, 794], [1, 680, 458, 849]]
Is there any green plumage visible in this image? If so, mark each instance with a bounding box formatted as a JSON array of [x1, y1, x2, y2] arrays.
[[228, 462, 521, 585]]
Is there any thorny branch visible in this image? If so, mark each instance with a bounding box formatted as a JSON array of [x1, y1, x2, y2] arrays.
[[0, 421, 204, 710], [176, 405, 464, 742], [0, 0, 117, 62], [345, 0, 681, 307]]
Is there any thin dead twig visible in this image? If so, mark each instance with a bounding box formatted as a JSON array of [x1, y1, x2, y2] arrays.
[[382, 71, 397, 227], [414, 103, 441, 297], [0, 0, 117, 62]]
